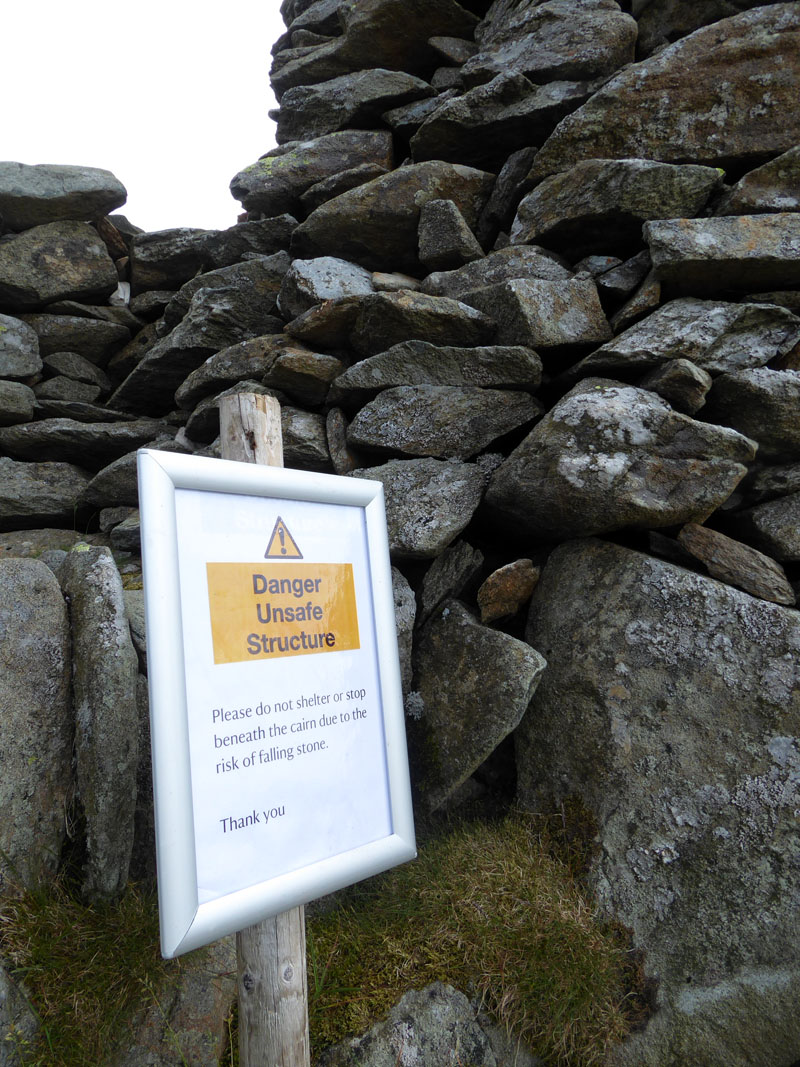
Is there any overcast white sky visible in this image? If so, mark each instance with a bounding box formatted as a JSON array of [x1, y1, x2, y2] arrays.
[[2, 1, 286, 233]]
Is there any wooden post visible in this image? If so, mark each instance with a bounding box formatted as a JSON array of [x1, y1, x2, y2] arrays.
[[219, 393, 311, 1067]]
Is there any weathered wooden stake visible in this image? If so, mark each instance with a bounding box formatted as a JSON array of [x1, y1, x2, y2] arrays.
[[219, 392, 311, 1067]]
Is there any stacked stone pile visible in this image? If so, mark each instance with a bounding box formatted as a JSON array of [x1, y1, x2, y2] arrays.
[[2, 0, 800, 1062]]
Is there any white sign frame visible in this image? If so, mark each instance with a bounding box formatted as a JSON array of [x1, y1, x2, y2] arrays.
[[137, 449, 416, 958]]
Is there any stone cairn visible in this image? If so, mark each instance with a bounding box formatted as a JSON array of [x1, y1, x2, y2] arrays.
[[1, 0, 800, 1063]]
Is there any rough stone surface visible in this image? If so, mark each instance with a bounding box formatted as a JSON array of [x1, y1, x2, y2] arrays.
[[290, 160, 496, 272], [174, 335, 288, 411], [277, 255, 375, 320], [349, 290, 496, 357], [511, 159, 722, 258], [0, 457, 91, 530], [61, 545, 140, 901], [422, 245, 572, 301], [351, 458, 487, 559], [731, 492, 800, 563], [417, 198, 484, 272], [0, 221, 118, 310], [705, 368, 800, 459], [645, 213, 800, 293], [638, 358, 713, 415], [0, 312, 41, 379], [20, 313, 130, 364], [477, 558, 541, 623], [0, 559, 71, 893], [716, 145, 800, 215], [0, 963, 39, 1065], [0, 162, 127, 231], [128, 227, 211, 294], [0, 417, 167, 470], [347, 385, 539, 459], [518, 538, 800, 1067], [161, 252, 290, 331], [0, 380, 36, 425], [677, 522, 795, 604], [411, 600, 546, 808], [391, 566, 416, 694], [485, 378, 756, 538], [419, 540, 485, 626], [530, 5, 800, 180]]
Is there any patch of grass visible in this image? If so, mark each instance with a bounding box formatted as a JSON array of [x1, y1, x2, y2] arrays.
[[0, 879, 174, 1066], [307, 811, 645, 1066]]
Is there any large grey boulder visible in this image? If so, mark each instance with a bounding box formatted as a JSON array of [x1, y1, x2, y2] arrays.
[[517, 538, 800, 1067], [128, 227, 211, 294], [461, 0, 636, 87], [422, 245, 572, 301], [276, 68, 432, 143], [704, 368, 800, 459], [161, 252, 291, 332], [485, 379, 756, 538], [530, 5, 800, 180], [463, 276, 611, 350], [0, 313, 41, 379], [230, 130, 394, 216], [0, 221, 118, 311], [290, 160, 495, 272], [20, 313, 130, 364], [410, 600, 546, 809], [351, 457, 488, 559], [570, 298, 800, 380], [61, 545, 139, 902], [0, 161, 126, 231], [0, 457, 90, 530], [644, 213, 800, 293], [0, 559, 72, 893], [635, 0, 771, 57], [510, 159, 722, 258], [347, 385, 539, 460]]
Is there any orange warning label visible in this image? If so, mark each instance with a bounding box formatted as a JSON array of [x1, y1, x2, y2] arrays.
[[264, 517, 303, 559], [206, 562, 359, 665]]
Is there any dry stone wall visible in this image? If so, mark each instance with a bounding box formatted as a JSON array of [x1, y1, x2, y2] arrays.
[[1, 0, 800, 1063]]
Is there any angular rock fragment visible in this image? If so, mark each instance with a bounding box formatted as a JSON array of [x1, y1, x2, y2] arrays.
[[638, 358, 712, 415], [161, 252, 290, 332], [33, 376, 102, 403], [417, 198, 484, 272], [461, 0, 636, 87], [530, 5, 800, 180], [299, 162, 391, 213], [230, 130, 394, 216], [716, 146, 800, 216], [290, 160, 495, 272], [477, 558, 540, 623], [0, 162, 126, 231], [330, 340, 542, 406], [411, 600, 546, 808], [677, 522, 794, 604], [351, 457, 488, 559], [518, 538, 800, 1067], [463, 276, 611, 350], [282, 406, 331, 471], [276, 68, 433, 143], [284, 295, 365, 347], [128, 227, 212, 294], [347, 385, 540, 459], [0, 458, 90, 530], [705, 368, 800, 459], [0, 558, 72, 891], [419, 540, 484, 626], [511, 159, 722, 258], [422, 244, 572, 300], [730, 492, 800, 563], [21, 313, 130, 364], [264, 346, 344, 406], [174, 335, 289, 411], [645, 213, 800, 293], [0, 378, 36, 424], [62, 546, 139, 901], [0, 417, 167, 470], [0, 312, 42, 378], [349, 290, 495, 357], [201, 215, 297, 268], [0, 221, 118, 310], [485, 378, 756, 538], [277, 255, 374, 320]]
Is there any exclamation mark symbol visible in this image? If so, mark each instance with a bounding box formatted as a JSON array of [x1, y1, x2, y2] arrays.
[[279, 527, 287, 555]]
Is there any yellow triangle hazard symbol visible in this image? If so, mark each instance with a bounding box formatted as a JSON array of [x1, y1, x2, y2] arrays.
[[264, 517, 303, 560]]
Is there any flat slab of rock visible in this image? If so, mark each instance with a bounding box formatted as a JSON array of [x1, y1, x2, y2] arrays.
[[464, 276, 611, 350], [571, 298, 800, 380], [0, 312, 41, 378], [411, 600, 546, 808], [716, 145, 800, 215], [331, 340, 543, 404], [422, 245, 572, 301], [20, 313, 130, 364], [347, 385, 540, 459], [277, 255, 375, 320], [485, 378, 756, 538], [511, 159, 722, 258], [290, 160, 495, 272], [677, 522, 795, 604], [230, 130, 394, 216], [477, 558, 541, 623], [351, 457, 488, 558], [0, 558, 71, 891], [0, 221, 118, 311], [731, 492, 800, 563], [518, 537, 800, 1066], [349, 290, 495, 357], [0, 457, 91, 530], [645, 213, 800, 293], [530, 4, 800, 180], [0, 162, 126, 231], [0, 417, 167, 470], [276, 68, 433, 143]]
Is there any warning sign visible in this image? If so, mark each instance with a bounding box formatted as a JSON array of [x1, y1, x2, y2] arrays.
[[206, 562, 360, 665], [264, 517, 303, 559]]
